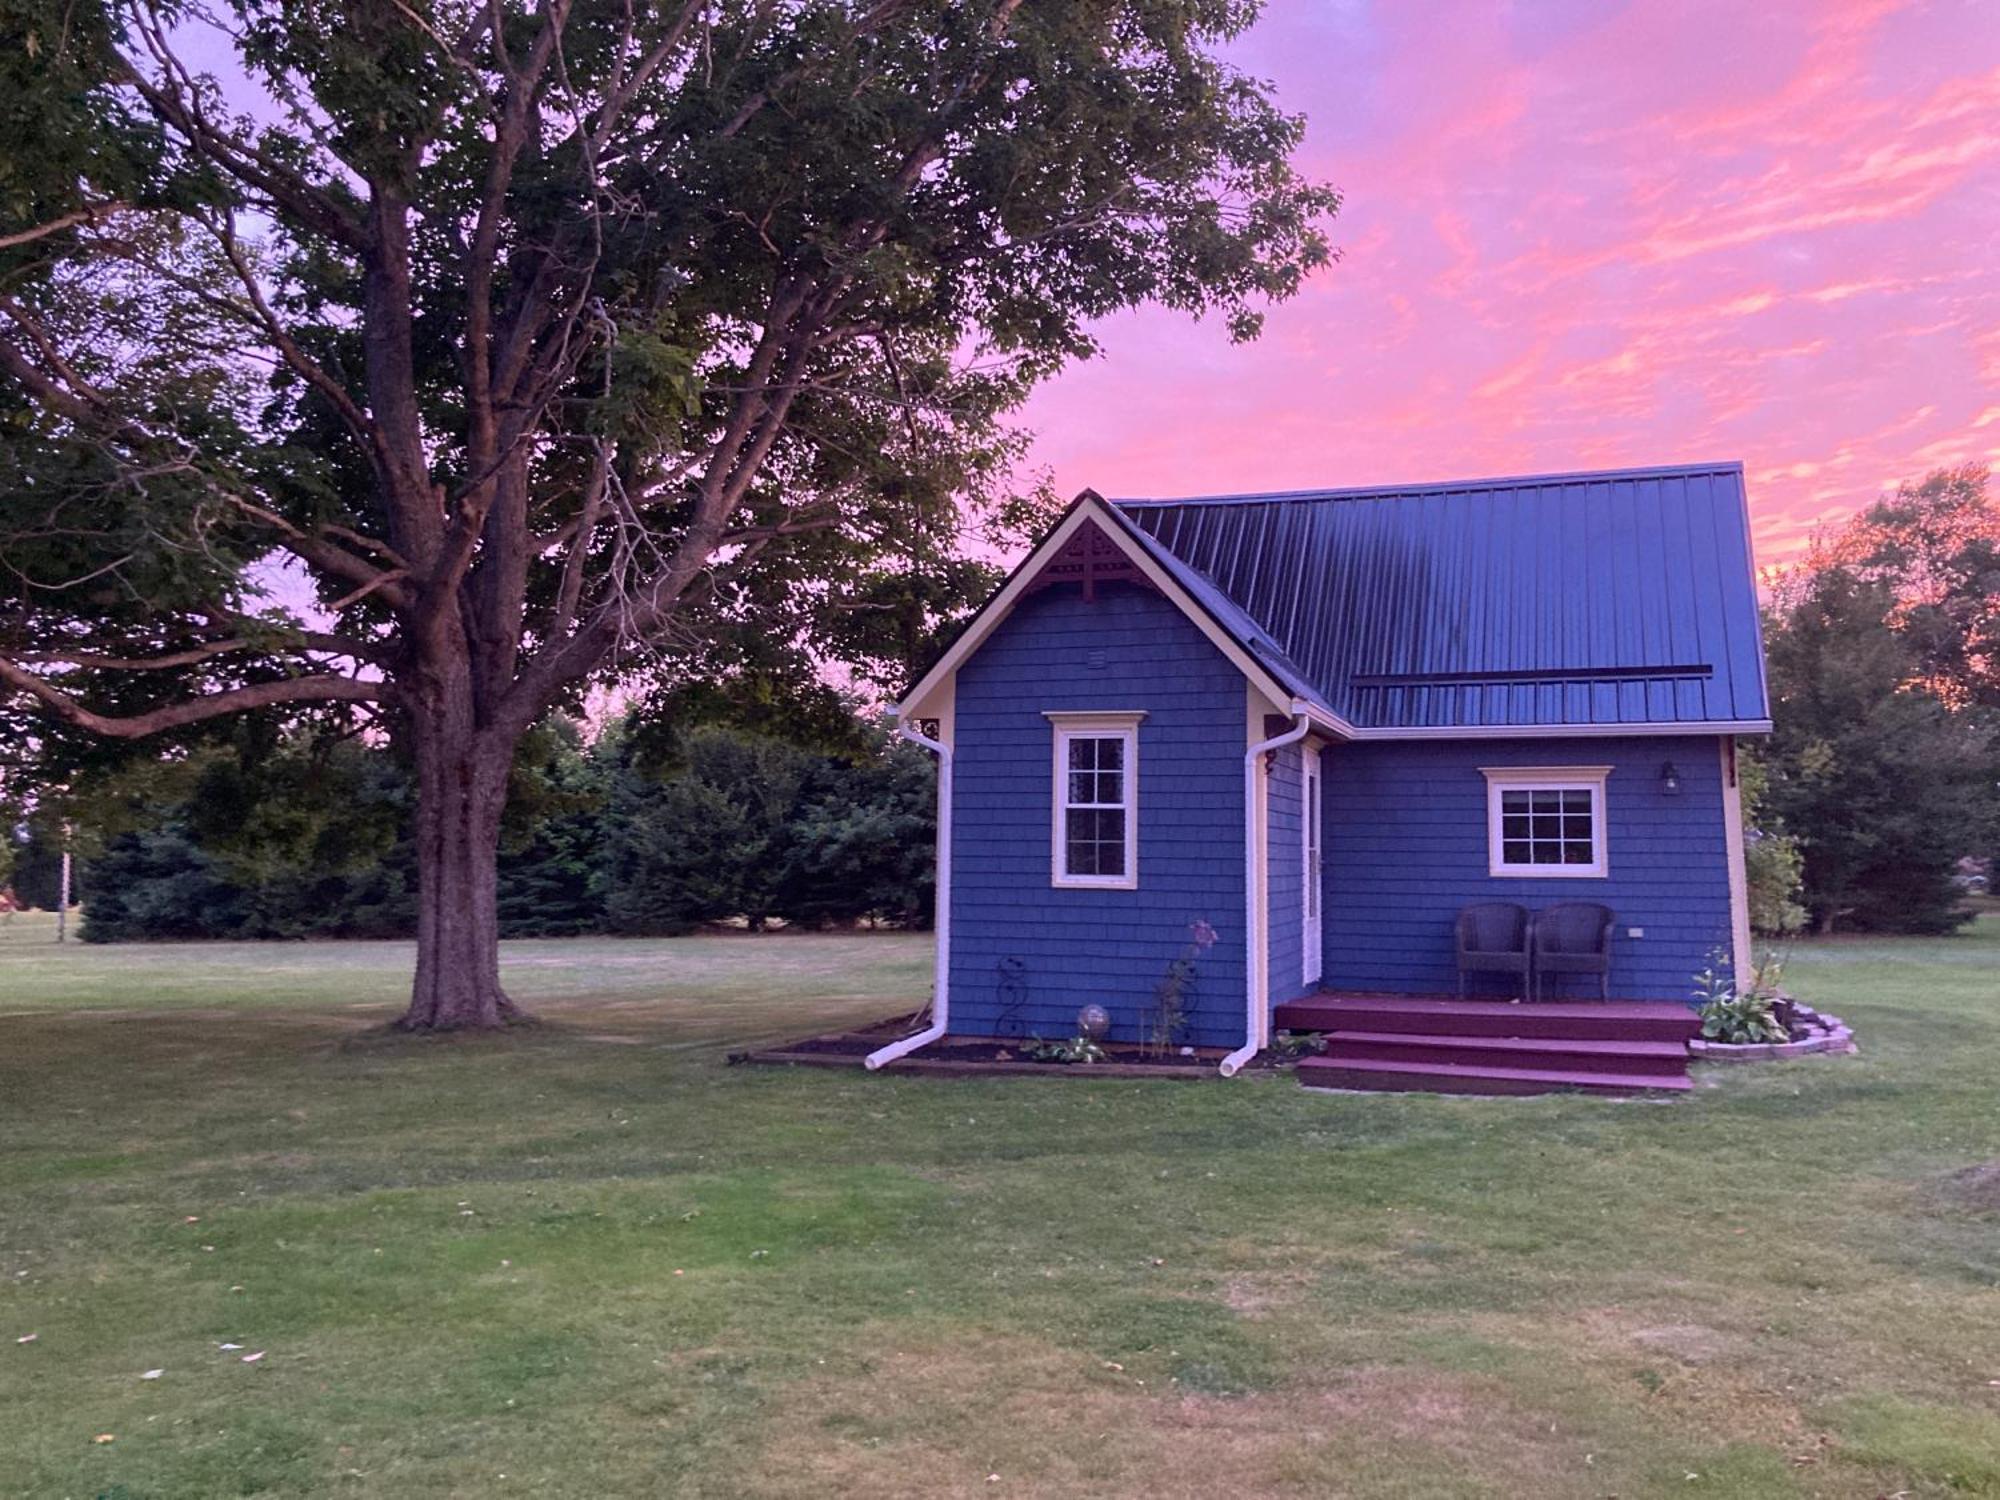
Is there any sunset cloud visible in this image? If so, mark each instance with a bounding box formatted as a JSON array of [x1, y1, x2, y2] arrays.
[[1018, 0, 2000, 568]]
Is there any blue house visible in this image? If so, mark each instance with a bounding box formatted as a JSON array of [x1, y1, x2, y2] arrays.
[[870, 464, 1769, 1083]]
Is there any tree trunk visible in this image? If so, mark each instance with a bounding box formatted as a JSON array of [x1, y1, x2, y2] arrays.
[[400, 699, 524, 1030]]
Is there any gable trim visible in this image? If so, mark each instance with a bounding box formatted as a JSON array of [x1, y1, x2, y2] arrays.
[[899, 494, 1334, 729]]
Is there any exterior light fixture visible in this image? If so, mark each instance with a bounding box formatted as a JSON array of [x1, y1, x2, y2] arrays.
[[1659, 761, 1681, 795]]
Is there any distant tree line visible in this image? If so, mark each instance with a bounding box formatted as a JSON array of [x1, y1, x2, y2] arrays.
[[3, 716, 934, 941]]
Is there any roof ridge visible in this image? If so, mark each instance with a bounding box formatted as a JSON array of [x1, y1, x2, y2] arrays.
[[1110, 460, 1744, 509]]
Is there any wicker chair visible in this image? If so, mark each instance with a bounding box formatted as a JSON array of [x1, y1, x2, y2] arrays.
[[1454, 902, 1532, 1000], [1530, 903, 1616, 1001]]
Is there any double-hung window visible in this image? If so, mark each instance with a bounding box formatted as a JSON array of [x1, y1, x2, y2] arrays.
[[1481, 766, 1610, 878], [1046, 712, 1143, 889]]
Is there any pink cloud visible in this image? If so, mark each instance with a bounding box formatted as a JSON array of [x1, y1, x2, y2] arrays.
[[1016, 0, 2000, 567]]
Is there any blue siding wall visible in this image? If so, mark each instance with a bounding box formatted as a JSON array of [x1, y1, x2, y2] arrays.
[[949, 582, 1248, 1046], [1265, 743, 1311, 1007], [1320, 736, 1732, 999]]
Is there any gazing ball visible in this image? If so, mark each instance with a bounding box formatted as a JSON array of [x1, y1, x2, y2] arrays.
[[1077, 1004, 1112, 1040]]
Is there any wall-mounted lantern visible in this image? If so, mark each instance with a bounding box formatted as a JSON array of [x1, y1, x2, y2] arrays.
[[1659, 761, 1682, 795]]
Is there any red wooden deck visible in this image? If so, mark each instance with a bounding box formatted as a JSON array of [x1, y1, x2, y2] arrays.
[[1275, 992, 1698, 1096]]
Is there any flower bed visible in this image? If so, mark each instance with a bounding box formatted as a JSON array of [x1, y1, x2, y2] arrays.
[[731, 1020, 1245, 1078], [1688, 998, 1857, 1062]]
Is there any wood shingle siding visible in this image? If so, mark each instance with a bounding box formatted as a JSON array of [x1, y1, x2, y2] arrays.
[[1320, 736, 1732, 998], [948, 582, 1249, 1047], [1265, 742, 1311, 1007]]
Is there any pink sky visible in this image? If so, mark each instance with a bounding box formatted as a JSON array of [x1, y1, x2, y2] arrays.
[[1019, 0, 2000, 567]]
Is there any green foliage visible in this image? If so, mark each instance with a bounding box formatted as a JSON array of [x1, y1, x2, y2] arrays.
[[0, 0, 1336, 745], [1022, 1033, 1107, 1065], [1760, 467, 2000, 933], [1692, 947, 1791, 1045], [1737, 745, 1807, 936], [0, 0, 1335, 1016], [594, 725, 817, 935], [1744, 828, 1808, 936], [595, 719, 935, 934], [496, 724, 607, 938], [1271, 1030, 1328, 1060], [774, 738, 936, 929], [1815, 464, 2000, 711], [2, 819, 70, 911], [1762, 567, 1995, 934], [1146, 917, 1218, 1057], [57, 713, 936, 942], [80, 823, 247, 941], [1697, 987, 1790, 1046], [78, 735, 419, 941]]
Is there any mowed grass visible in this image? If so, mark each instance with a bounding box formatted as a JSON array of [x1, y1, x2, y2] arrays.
[[2, 915, 1999, 1498]]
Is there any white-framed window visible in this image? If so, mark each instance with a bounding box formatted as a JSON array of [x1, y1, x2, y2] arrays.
[[1481, 765, 1611, 878], [1045, 711, 1144, 889]]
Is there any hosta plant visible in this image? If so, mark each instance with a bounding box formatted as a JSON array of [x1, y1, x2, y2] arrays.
[[1024, 1034, 1107, 1065], [1697, 988, 1791, 1045]]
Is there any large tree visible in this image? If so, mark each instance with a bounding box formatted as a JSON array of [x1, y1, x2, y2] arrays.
[[0, 0, 1335, 1025], [1785, 463, 2000, 710], [1763, 567, 1996, 934]]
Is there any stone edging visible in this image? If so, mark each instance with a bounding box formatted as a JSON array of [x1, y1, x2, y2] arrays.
[[1688, 1000, 1858, 1063]]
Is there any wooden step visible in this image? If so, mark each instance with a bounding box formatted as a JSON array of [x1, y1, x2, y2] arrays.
[[1296, 1055, 1693, 1097], [1275, 995, 1699, 1044], [1323, 1030, 1689, 1078]]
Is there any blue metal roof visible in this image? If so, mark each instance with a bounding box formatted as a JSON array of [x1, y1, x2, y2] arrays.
[[1107, 512, 1344, 723], [1113, 463, 1769, 731]]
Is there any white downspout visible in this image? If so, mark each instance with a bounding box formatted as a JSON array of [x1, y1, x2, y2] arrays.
[[1220, 706, 1311, 1077], [866, 720, 953, 1069]]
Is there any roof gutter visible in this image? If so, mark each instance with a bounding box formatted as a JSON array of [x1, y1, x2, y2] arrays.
[[866, 721, 952, 1070], [1220, 704, 1312, 1077], [1340, 718, 1774, 740]]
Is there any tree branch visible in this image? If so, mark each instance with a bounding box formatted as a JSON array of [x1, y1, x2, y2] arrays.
[[0, 301, 414, 616], [0, 658, 384, 739], [118, 15, 370, 255], [15, 626, 391, 671], [197, 208, 384, 467], [0, 203, 132, 252]]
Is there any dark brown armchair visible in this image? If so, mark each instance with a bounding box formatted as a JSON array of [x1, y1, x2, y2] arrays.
[[1531, 903, 1616, 1001], [1454, 902, 1532, 999]]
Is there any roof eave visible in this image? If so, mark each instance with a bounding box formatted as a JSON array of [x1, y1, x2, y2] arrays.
[[1344, 718, 1773, 740]]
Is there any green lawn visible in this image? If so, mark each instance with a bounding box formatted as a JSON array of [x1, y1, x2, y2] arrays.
[[3, 916, 1999, 1498]]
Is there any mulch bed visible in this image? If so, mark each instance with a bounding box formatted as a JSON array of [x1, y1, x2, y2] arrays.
[[730, 1020, 1255, 1079]]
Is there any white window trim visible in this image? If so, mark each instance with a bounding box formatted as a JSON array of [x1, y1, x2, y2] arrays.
[[1045, 711, 1145, 889], [1481, 765, 1611, 879]]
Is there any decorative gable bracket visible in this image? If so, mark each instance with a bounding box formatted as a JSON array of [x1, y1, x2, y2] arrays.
[[1019, 518, 1158, 601]]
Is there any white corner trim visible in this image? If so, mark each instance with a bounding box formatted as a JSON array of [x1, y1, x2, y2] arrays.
[[1720, 735, 1753, 986], [1301, 742, 1323, 989], [1481, 765, 1611, 879], [1049, 714, 1141, 890]]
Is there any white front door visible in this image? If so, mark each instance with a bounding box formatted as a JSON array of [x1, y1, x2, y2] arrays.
[[1301, 745, 1323, 986]]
